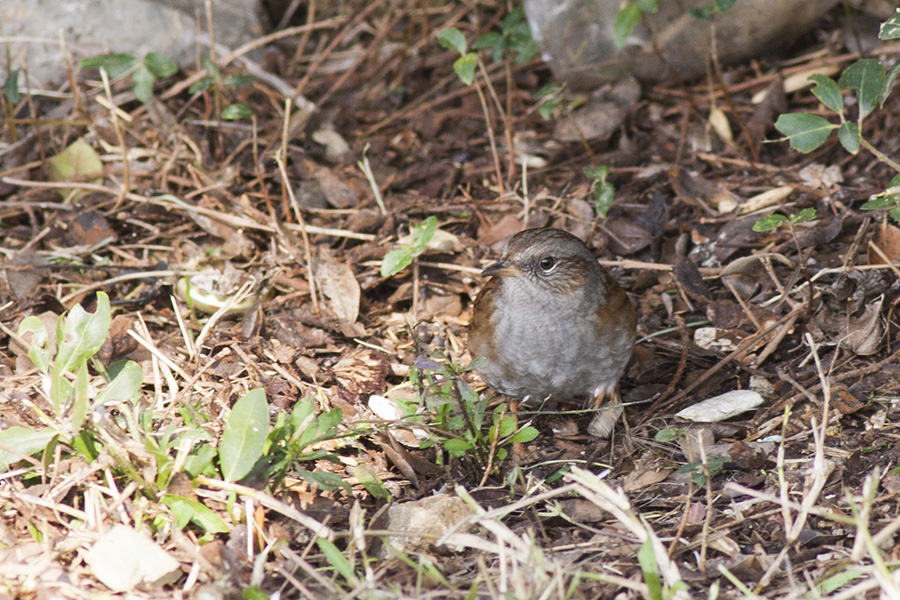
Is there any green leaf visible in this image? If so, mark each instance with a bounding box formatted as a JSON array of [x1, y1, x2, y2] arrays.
[[47, 138, 104, 199], [501, 7, 525, 35], [221, 103, 253, 120], [298, 469, 351, 491], [4, 69, 21, 104], [539, 98, 559, 120], [495, 416, 518, 439], [437, 28, 468, 56], [637, 538, 663, 600], [473, 31, 504, 53], [837, 121, 860, 154], [223, 74, 256, 87], [443, 438, 473, 456], [508, 426, 539, 444], [81, 53, 138, 78], [613, 4, 642, 49], [410, 216, 438, 254], [317, 538, 359, 585], [97, 360, 144, 404], [19, 315, 52, 373], [242, 586, 269, 600], [352, 464, 391, 501], [453, 53, 478, 85], [381, 246, 414, 277], [71, 362, 90, 433], [163, 495, 230, 533], [814, 569, 864, 595], [143, 52, 177, 78], [584, 165, 610, 180], [132, 66, 154, 103], [839, 59, 886, 121], [654, 427, 685, 441], [201, 56, 221, 79], [593, 181, 616, 217], [0, 427, 57, 471], [56, 292, 111, 374], [288, 398, 318, 444], [315, 407, 343, 438], [189, 77, 214, 94], [508, 28, 537, 65], [50, 370, 74, 416], [774, 113, 835, 153], [636, 0, 659, 10], [220, 388, 269, 482], [809, 74, 843, 113], [380, 216, 438, 277], [183, 443, 217, 477], [861, 195, 900, 211], [889, 206, 900, 223], [689, 4, 716, 20], [753, 214, 788, 232], [715, 0, 737, 10], [879, 12, 900, 40], [790, 207, 817, 224], [883, 61, 900, 107], [889, 174, 900, 188]]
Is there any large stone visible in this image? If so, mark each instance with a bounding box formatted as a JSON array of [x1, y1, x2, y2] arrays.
[[2, 0, 264, 89]]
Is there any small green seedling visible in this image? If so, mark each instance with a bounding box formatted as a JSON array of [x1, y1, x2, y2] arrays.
[[437, 28, 478, 85], [774, 13, 900, 221], [859, 174, 900, 222], [81, 52, 177, 103], [676, 455, 730, 487], [380, 216, 438, 277], [752, 207, 817, 232], [584, 165, 616, 217], [188, 56, 256, 120], [411, 356, 539, 468], [613, 0, 659, 48], [471, 7, 537, 66]]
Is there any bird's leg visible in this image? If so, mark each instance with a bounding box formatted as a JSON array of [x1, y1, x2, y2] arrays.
[[587, 389, 623, 438]]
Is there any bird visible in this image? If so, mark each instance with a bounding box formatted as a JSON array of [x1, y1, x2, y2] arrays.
[[469, 227, 636, 438]]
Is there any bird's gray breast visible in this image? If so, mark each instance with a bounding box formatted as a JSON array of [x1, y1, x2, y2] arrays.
[[489, 278, 612, 399]]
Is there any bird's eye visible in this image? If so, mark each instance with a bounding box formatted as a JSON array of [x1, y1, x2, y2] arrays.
[[539, 256, 556, 271]]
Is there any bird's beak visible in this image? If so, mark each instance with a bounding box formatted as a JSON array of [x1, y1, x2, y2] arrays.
[[481, 259, 518, 278]]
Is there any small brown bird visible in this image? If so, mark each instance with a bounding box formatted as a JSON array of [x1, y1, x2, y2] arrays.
[[469, 228, 636, 438]]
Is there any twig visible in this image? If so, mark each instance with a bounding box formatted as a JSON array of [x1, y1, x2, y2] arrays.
[[669, 302, 807, 406], [357, 142, 387, 215], [277, 99, 319, 314], [196, 476, 334, 539]]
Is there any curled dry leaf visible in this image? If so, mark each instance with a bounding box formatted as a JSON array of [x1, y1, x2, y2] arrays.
[[798, 163, 843, 189], [868, 223, 900, 265], [603, 218, 653, 255], [708, 106, 734, 146], [315, 247, 360, 324], [311, 127, 351, 161], [844, 297, 883, 356], [738, 185, 794, 214]]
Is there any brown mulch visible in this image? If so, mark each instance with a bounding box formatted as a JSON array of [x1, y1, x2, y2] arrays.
[[2, 1, 900, 598]]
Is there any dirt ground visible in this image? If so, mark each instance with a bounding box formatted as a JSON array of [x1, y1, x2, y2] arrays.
[[3, 2, 900, 598]]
